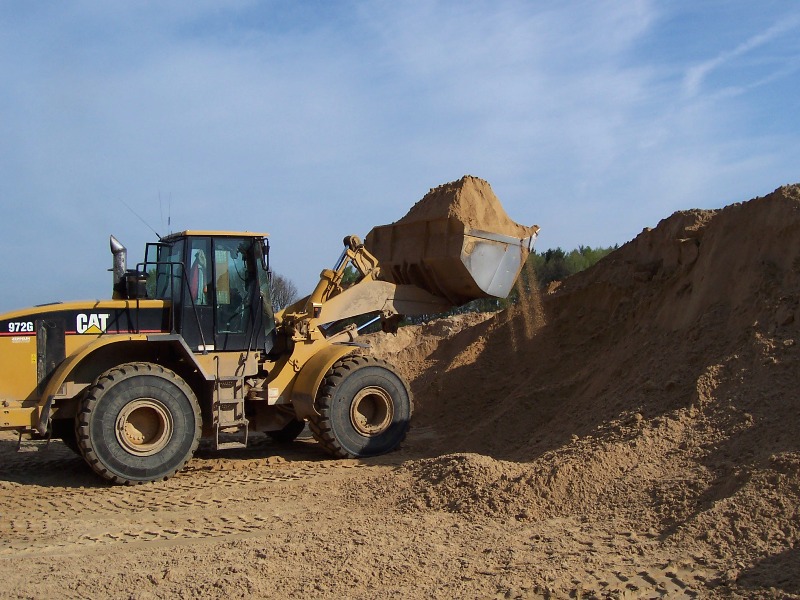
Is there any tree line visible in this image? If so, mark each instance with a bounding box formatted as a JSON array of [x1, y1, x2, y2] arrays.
[[529, 244, 618, 288]]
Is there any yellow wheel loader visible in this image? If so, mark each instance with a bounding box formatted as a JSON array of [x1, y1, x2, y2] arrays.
[[0, 176, 538, 484]]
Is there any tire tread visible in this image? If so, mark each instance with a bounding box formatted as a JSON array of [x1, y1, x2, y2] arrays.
[[76, 362, 201, 485], [309, 354, 413, 458]]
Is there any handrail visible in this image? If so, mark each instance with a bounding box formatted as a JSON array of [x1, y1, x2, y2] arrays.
[[135, 259, 209, 354]]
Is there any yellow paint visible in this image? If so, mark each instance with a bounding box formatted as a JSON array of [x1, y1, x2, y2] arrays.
[[1, 402, 36, 428], [38, 334, 150, 408], [0, 338, 38, 401], [0, 299, 166, 322], [0, 299, 169, 405], [290, 344, 355, 420]]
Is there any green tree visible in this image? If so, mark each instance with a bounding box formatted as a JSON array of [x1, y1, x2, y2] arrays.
[[532, 245, 617, 287], [341, 264, 360, 286]]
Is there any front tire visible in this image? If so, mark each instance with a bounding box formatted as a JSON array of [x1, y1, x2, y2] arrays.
[[309, 355, 412, 458], [76, 362, 202, 484]]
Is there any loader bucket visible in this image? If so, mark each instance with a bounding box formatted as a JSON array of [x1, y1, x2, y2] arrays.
[[364, 176, 539, 306]]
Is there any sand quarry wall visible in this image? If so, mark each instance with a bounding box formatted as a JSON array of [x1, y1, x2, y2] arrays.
[[368, 184, 800, 590]]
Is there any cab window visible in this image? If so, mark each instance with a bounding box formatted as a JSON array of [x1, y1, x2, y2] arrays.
[[153, 239, 185, 300], [214, 238, 253, 334]]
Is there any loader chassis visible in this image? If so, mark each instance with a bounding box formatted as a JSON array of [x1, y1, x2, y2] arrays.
[[0, 231, 419, 484]]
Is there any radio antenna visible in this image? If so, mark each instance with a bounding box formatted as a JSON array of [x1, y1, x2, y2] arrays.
[[122, 199, 161, 240]]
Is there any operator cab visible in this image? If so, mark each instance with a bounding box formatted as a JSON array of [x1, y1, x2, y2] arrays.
[[142, 231, 276, 353]]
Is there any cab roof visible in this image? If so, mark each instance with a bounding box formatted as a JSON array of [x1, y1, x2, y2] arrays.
[[160, 230, 269, 242]]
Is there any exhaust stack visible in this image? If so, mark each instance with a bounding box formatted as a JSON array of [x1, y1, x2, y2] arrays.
[[110, 235, 127, 298]]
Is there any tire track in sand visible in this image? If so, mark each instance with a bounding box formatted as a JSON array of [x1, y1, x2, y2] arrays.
[[0, 442, 368, 558]]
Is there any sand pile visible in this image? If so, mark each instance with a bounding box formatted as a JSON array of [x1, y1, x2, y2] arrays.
[[392, 175, 538, 240], [368, 184, 800, 592], [365, 312, 493, 382], [365, 175, 540, 305]]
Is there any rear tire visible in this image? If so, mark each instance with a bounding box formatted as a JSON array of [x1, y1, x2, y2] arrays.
[[309, 355, 412, 458], [76, 362, 202, 484]]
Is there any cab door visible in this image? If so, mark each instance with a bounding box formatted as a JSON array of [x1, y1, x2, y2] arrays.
[[211, 237, 262, 352]]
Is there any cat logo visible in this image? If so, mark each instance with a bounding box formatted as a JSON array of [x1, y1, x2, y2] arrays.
[[76, 313, 111, 335]]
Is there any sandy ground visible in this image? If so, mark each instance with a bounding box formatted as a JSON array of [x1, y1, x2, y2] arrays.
[[2, 184, 800, 599], [0, 431, 723, 600]]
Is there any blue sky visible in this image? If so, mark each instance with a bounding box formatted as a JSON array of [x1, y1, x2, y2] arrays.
[[1, 1, 799, 312]]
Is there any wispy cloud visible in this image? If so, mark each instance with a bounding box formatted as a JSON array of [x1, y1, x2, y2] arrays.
[[683, 15, 800, 98]]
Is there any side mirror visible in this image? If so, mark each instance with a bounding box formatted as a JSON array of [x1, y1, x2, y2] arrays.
[[257, 238, 270, 273]]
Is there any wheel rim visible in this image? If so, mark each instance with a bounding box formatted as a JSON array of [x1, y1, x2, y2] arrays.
[[350, 386, 394, 436], [115, 398, 173, 456]]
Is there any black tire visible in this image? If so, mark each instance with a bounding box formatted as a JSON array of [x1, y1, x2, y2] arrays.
[[309, 355, 412, 458], [76, 362, 202, 485], [51, 418, 80, 455], [267, 419, 306, 444]]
